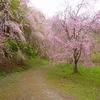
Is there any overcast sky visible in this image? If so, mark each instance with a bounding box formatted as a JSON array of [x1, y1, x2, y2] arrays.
[[29, 0, 100, 18]]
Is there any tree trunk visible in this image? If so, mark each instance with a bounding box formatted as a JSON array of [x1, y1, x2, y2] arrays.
[[73, 47, 82, 73], [74, 61, 78, 73]]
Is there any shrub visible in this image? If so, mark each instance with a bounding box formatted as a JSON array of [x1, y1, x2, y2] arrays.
[[18, 42, 35, 58], [3, 38, 18, 59]]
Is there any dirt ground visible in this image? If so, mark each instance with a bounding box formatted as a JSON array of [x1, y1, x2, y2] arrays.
[[0, 65, 75, 100]]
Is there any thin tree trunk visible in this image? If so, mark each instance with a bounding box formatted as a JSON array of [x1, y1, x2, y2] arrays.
[[74, 61, 78, 73], [73, 45, 82, 73]]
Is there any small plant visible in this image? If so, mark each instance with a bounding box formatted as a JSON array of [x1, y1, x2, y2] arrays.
[[10, 0, 19, 10], [3, 38, 18, 59], [18, 42, 35, 58]]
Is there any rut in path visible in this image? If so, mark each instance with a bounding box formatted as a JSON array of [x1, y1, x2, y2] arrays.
[[0, 65, 75, 100]]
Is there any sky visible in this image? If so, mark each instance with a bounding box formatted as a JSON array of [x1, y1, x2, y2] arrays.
[[29, 0, 100, 18]]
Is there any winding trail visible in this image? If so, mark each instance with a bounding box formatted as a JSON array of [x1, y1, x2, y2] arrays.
[[0, 65, 75, 100]]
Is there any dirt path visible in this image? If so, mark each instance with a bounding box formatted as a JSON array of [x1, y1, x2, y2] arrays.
[[0, 65, 75, 100]]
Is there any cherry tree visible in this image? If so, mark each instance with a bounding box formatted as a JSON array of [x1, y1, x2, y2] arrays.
[[50, 0, 99, 73]]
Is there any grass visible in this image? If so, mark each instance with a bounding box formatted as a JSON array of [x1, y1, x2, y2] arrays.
[[0, 56, 49, 80], [45, 64, 100, 100]]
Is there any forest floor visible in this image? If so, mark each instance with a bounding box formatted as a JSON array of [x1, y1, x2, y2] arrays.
[[0, 64, 75, 100]]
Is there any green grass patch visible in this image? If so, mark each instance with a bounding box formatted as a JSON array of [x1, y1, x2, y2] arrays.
[[46, 64, 100, 100]]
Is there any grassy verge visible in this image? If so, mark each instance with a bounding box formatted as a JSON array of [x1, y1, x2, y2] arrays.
[[45, 64, 100, 100], [0, 56, 49, 80]]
